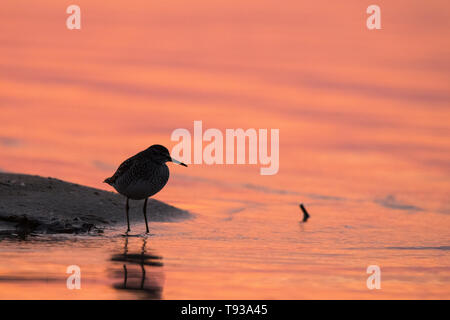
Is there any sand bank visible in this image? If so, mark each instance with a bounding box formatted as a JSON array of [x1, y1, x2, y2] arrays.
[[0, 173, 191, 236]]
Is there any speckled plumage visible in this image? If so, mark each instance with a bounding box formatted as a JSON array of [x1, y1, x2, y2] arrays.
[[104, 144, 187, 233], [106, 151, 169, 200]]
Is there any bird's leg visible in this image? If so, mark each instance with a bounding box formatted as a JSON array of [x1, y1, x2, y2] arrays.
[[125, 197, 130, 233], [143, 197, 149, 233]]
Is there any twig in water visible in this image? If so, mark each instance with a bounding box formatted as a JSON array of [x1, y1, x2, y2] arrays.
[[299, 203, 310, 222]]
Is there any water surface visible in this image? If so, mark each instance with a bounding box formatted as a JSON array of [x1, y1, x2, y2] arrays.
[[0, 0, 449, 299]]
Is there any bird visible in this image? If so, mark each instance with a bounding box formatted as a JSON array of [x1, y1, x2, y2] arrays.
[[104, 144, 187, 233]]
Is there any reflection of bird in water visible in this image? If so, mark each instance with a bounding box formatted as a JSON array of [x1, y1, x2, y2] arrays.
[[110, 237, 164, 299], [104, 145, 187, 233]]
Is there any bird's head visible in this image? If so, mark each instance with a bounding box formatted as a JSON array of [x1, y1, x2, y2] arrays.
[[146, 144, 188, 167]]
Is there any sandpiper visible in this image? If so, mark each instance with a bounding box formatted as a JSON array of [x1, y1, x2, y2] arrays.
[[104, 144, 187, 233]]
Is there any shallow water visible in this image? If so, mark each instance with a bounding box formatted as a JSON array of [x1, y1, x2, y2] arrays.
[[0, 189, 448, 299], [0, 1, 449, 299]]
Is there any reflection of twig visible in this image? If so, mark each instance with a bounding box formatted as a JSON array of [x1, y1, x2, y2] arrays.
[[299, 203, 310, 222]]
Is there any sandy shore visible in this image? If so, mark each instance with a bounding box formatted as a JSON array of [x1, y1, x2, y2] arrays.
[[0, 173, 192, 236]]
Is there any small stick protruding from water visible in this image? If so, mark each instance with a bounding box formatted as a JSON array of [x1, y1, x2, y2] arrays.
[[299, 203, 310, 222]]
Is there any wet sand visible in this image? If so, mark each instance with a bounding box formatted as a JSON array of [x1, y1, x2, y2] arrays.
[[0, 173, 191, 236]]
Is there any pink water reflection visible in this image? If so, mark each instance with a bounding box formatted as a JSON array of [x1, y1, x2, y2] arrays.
[[0, 0, 449, 299]]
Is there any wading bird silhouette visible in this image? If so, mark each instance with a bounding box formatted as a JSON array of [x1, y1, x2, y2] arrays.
[[104, 145, 187, 233]]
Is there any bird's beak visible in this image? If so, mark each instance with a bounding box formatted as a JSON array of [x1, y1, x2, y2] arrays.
[[171, 158, 188, 167]]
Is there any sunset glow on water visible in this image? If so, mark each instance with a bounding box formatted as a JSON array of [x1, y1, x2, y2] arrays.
[[0, 1, 449, 299]]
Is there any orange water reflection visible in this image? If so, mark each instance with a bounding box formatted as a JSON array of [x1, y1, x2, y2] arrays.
[[0, 1, 449, 299]]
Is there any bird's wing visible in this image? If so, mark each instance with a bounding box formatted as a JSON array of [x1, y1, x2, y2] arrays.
[[104, 153, 141, 184]]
